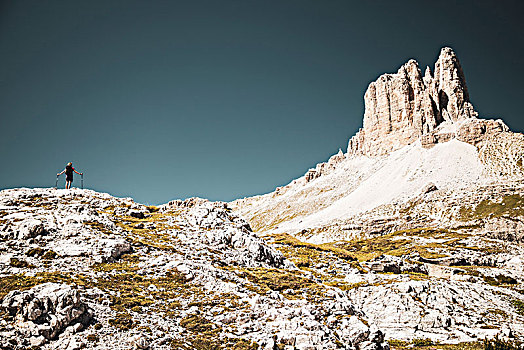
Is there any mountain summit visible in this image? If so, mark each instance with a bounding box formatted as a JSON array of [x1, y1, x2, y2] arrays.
[[348, 47, 507, 156]]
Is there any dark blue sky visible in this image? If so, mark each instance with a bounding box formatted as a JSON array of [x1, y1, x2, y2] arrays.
[[1, 0, 523, 204]]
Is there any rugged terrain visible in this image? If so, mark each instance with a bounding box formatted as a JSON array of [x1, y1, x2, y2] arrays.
[[0, 188, 389, 350], [1, 47, 523, 349], [232, 48, 524, 345]]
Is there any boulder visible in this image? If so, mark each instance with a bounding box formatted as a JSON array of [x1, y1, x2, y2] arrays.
[[16, 219, 48, 240], [1, 283, 91, 342]]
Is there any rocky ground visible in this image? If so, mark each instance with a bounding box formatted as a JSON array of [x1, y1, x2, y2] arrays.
[[0, 187, 389, 350], [233, 172, 524, 346], [1, 186, 523, 349]]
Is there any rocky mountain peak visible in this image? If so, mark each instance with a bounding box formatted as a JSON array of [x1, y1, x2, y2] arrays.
[[348, 47, 507, 156], [432, 47, 476, 122]]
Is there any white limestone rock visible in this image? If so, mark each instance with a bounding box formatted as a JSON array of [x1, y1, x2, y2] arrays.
[[1, 283, 91, 344]]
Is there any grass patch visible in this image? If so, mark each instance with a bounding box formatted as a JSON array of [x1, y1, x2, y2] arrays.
[[0, 272, 75, 299], [460, 194, 524, 221], [338, 228, 472, 261], [24, 248, 58, 260], [511, 299, 524, 316], [173, 314, 259, 350], [92, 253, 140, 272], [84, 220, 113, 235], [389, 339, 483, 350], [25, 247, 45, 257], [412, 338, 435, 347], [42, 250, 58, 259], [228, 267, 324, 300], [0, 267, 194, 331], [483, 274, 517, 286], [87, 334, 99, 342], [483, 337, 523, 350], [109, 312, 134, 330], [180, 314, 215, 333], [9, 257, 34, 268], [324, 281, 368, 291], [270, 233, 356, 261]]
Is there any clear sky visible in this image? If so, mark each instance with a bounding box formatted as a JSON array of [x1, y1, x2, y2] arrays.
[[1, 0, 523, 204]]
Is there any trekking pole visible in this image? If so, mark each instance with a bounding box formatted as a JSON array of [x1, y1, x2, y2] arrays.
[[55, 174, 59, 189], [81, 173, 84, 190]]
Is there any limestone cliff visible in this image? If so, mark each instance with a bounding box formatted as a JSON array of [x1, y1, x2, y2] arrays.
[[348, 47, 508, 156]]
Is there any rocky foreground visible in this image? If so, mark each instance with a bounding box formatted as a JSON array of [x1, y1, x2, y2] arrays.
[[0, 187, 390, 350], [0, 185, 523, 349]]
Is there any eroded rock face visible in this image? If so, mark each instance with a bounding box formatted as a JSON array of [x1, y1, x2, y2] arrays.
[[348, 47, 507, 156], [1, 283, 91, 345], [348, 279, 524, 342], [357, 59, 439, 156]]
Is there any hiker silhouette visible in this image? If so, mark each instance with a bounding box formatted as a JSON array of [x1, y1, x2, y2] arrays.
[[57, 162, 83, 189]]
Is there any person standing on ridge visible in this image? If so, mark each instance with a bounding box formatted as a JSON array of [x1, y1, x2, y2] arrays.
[[57, 162, 83, 189]]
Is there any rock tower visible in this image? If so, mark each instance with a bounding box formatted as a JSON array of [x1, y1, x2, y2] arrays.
[[348, 47, 508, 156]]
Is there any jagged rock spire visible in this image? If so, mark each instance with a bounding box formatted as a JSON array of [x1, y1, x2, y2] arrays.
[[348, 47, 506, 156], [432, 47, 477, 121]]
